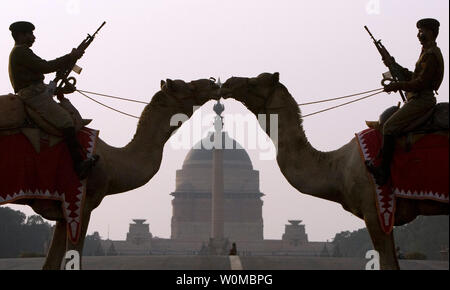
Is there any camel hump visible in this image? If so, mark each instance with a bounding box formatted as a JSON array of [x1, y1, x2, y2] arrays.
[[379, 106, 400, 126], [0, 94, 26, 130]]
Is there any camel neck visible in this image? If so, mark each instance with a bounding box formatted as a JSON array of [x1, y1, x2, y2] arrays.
[[106, 91, 188, 194], [270, 87, 342, 203]]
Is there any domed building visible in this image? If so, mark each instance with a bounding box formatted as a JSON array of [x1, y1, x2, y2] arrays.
[[171, 131, 264, 242], [99, 104, 332, 256]]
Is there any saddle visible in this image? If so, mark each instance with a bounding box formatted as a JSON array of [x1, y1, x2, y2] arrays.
[[0, 93, 91, 152], [366, 102, 449, 150]]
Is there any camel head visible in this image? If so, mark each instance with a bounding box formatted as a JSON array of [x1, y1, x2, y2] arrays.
[[154, 78, 220, 113], [220, 72, 284, 114]]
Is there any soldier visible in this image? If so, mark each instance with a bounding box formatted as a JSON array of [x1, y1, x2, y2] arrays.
[[8, 21, 98, 180], [229, 242, 237, 256], [367, 18, 444, 185]]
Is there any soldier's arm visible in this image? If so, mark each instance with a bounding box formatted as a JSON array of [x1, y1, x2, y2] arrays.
[[391, 62, 413, 81], [396, 53, 437, 92], [16, 46, 73, 74], [383, 55, 413, 81]]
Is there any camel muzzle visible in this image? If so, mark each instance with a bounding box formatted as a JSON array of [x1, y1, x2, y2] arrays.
[[217, 87, 233, 99]]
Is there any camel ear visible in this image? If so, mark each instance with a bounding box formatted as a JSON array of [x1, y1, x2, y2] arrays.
[[166, 79, 174, 91], [273, 72, 280, 83], [160, 80, 166, 89]]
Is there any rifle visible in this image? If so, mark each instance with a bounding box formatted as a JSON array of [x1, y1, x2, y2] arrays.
[[51, 21, 106, 94], [364, 25, 407, 102]]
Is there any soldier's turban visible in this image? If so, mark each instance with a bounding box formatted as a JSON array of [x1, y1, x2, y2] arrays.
[[9, 21, 35, 33], [417, 18, 440, 37]]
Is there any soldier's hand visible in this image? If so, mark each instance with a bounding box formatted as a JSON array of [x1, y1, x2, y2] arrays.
[[56, 83, 76, 95], [62, 83, 77, 94], [384, 82, 401, 93], [70, 48, 84, 60]]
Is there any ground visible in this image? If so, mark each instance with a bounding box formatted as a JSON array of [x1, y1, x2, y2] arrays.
[[0, 256, 447, 270]]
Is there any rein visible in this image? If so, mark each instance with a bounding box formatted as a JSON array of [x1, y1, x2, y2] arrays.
[[76, 86, 385, 119], [255, 85, 384, 117], [76, 89, 194, 119]]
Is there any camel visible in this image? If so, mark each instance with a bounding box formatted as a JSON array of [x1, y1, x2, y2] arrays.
[[10, 78, 220, 269], [219, 72, 449, 270]]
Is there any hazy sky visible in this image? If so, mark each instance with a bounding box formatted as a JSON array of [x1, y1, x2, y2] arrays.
[[1, 0, 448, 242]]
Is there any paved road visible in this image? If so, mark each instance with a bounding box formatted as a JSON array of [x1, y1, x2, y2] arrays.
[[0, 256, 447, 270]]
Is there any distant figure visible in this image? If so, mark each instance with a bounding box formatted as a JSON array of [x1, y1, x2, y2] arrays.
[[396, 247, 405, 259], [8, 21, 98, 179], [229, 242, 237, 256], [199, 242, 207, 255], [366, 18, 444, 185]]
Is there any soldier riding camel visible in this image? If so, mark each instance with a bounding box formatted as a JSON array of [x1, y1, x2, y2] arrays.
[[8, 21, 99, 180], [366, 18, 444, 185], [7, 18, 443, 186]]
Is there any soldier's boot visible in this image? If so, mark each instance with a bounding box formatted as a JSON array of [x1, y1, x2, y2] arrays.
[[62, 127, 99, 180], [365, 134, 396, 186]]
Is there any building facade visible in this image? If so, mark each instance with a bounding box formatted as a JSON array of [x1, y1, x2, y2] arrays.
[[100, 132, 332, 256], [171, 132, 263, 242]]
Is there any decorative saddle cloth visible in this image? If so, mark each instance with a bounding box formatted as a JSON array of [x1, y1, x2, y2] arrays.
[[0, 127, 99, 244], [356, 128, 449, 234]]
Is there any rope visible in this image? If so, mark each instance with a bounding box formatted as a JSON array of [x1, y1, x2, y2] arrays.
[[303, 90, 384, 118], [298, 87, 384, 106], [76, 90, 140, 119], [78, 87, 383, 108], [76, 87, 385, 119], [77, 89, 149, 104]]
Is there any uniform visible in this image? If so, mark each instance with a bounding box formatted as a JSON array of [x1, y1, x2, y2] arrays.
[[8, 21, 98, 180], [383, 42, 444, 136], [9, 44, 75, 129], [367, 18, 444, 186]]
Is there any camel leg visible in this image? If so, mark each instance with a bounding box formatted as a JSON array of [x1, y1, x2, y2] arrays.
[[63, 212, 91, 270], [42, 220, 67, 270], [364, 214, 400, 270]]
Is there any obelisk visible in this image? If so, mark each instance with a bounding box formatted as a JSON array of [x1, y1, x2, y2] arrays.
[[211, 99, 225, 242]]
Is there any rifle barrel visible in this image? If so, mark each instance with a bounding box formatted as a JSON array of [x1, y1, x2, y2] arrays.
[[364, 25, 376, 41], [93, 21, 106, 36]]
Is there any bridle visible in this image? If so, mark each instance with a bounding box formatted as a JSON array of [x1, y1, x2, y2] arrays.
[[155, 86, 204, 113], [244, 79, 291, 114]]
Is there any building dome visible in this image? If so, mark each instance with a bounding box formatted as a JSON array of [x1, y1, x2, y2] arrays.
[[171, 131, 264, 241], [175, 131, 259, 194], [182, 131, 253, 170]]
